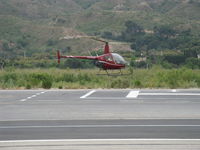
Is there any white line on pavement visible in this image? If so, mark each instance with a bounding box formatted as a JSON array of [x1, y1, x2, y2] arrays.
[[20, 91, 47, 102], [80, 90, 96, 99], [2, 124, 200, 129], [126, 91, 140, 98], [140, 93, 200, 96], [0, 139, 200, 143]]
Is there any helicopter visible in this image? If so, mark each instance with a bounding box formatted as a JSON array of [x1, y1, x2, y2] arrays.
[[57, 38, 129, 76]]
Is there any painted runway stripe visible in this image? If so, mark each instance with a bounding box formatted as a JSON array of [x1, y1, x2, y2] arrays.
[[126, 91, 140, 98], [80, 90, 96, 99], [0, 139, 200, 143], [20, 91, 47, 102], [172, 89, 177, 92], [1, 124, 200, 129], [140, 93, 200, 96]]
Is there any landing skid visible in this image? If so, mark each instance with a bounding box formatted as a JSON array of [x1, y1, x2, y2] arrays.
[[96, 69, 132, 76]]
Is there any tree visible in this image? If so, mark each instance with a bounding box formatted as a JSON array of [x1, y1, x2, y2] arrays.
[[154, 25, 176, 39], [101, 31, 114, 39], [164, 54, 187, 65], [17, 38, 28, 48], [2, 42, 10, 51], [185, 58, 200, 69], [0, 59, 5, 70], [184, 48, 198, 58], [125, 21, 144, 35], [121, 21, 145, 42]]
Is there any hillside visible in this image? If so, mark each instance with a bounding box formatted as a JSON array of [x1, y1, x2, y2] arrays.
[[76, 0, 200, 34], [0, 0, 199, 66]]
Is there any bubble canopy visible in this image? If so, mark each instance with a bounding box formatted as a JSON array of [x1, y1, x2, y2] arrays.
[[111, 53, 126, 65]]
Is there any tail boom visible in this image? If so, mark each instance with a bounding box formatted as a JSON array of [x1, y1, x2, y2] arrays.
[[57, 50, 97, 64]]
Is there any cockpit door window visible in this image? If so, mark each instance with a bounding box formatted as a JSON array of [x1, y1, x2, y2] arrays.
[[112, 53, 126, 65]]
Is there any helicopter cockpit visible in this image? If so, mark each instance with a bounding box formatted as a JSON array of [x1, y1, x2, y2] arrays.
[[111, 53, 126, 65]]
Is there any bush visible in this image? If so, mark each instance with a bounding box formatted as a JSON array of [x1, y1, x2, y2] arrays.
[[61, 73, 75, 82], [131, 61, 148, 68], [28, 73, 53, 88], [134, 80, 142, 87], [164, 54, 186, 65], [3, 73, 17, 82], [58, 85, 63, 89], [0, 68, 200, 89], [42, 78, 52, 89], [185, 58, 200, 69], [78, 73, 91, 82], [110, 78, 130, 88], [26, 84, 31, 89]]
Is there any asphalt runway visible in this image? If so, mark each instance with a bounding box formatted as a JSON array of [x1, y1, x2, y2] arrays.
[[1, 119, 200, 141], [0, 89, 200, 149], [1, 89, 200, 120]]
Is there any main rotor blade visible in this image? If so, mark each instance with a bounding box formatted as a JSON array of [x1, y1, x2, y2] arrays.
[[61, 35, 109, 44], [89, 37, 108, 43]]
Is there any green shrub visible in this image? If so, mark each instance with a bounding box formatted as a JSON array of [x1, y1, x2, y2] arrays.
[[28, 73, 45, 87], [27, 73, 53, 88], [77, 73, 91, 82], [164, 70, 181, 88], [3, 73, 17, 82], [26, 84, 31, 89], [0, 68, 200, 89], [42, 78, 52, 89], [58, 85, 63, 89], [196, 77, 200, 87], [134, 80, 142, 87], [61, 73, 75, 82], [110, 79, 130, 88]]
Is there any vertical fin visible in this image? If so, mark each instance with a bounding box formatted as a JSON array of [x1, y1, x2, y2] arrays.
[[57, 50, 61, 64], [104, 42, 110, 54]]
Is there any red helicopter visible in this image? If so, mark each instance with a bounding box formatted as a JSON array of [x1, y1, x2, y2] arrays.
[[57, 38, 128, 75]]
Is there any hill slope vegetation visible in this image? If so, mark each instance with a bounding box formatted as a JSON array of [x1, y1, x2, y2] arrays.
[[0, 0, 199, 69]]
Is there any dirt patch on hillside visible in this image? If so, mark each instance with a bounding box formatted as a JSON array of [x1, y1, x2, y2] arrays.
[[61, 28, 86, 40]]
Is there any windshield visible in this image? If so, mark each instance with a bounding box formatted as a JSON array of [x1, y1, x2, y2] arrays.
[[111, 53, 126, 65]]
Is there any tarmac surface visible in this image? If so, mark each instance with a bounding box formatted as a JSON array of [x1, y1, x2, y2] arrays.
[[0, 89, 200, 149], [1, 119, 200, 140]]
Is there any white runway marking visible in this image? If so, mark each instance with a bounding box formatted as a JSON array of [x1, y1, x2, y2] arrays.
[[2, 124, 200, 129], [126, 91, 140, 98], [20, 91, 47, 102], [140, 93, 200, 96], [0, 139, 200, 143], [80, 90, 96, 99]]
